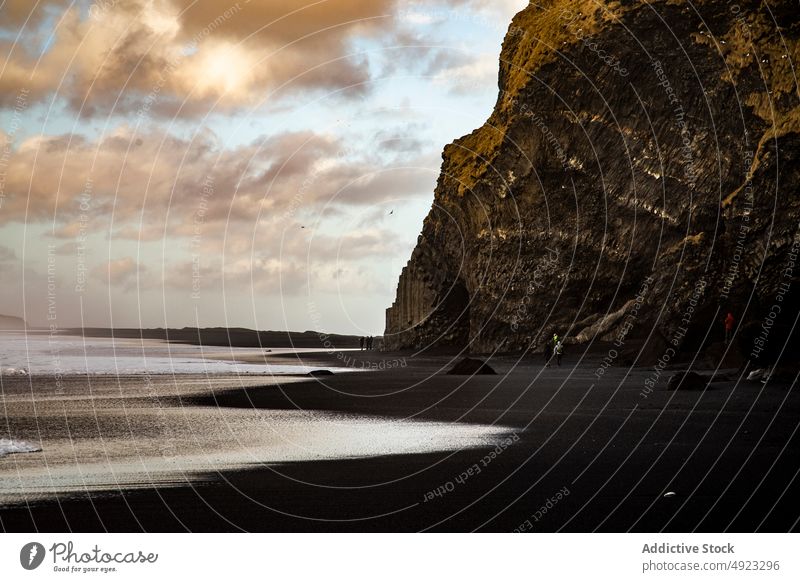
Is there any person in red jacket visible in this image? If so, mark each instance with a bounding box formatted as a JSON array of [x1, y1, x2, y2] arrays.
[[724, 312, 735, 346]]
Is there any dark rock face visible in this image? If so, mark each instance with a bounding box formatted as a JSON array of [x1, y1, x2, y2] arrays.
[[446, 358, 497, 376], [385, 0, 800, 364]]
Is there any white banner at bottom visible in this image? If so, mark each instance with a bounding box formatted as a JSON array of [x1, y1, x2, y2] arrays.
[[0, 534, 796, 581]]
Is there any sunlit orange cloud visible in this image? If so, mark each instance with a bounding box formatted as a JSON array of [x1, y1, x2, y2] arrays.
[[1, 126, 321, 226], [0, 0, 67, 27], [1, 124, 435, 235], [0, 0, 409, 114]]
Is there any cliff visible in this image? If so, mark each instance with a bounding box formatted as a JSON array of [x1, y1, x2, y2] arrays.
[[385, 0, 800, 364]]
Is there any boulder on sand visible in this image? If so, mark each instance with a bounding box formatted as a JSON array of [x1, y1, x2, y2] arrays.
[[667, 371, 708, 391], [307, 369, 334, 377], [446, 358, 496, 375]]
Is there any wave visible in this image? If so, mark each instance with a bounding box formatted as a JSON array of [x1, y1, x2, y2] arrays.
[[0, 438, 41, 457], [0, 334, 355, 376]]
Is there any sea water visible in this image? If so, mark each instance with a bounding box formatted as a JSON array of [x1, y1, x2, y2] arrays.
[[0, 331, 350, 376], [0, 333, 515, 503]]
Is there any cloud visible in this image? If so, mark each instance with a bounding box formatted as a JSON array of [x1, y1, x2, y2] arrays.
[[372, 124, 432, 154], [0, 245, 17, 262], [0, 119, 436, 299], [0, 0, 403, 115], [1, 124, 438, 235], [163, 232, 402, 297], [431, 51, 500, 95], [0, 0, 67, 28], [0, 126, 324, 227], [92, 256, 146, 291], [307, 228, 407, 261], [163, 253, 314, 296], [0, 0, 528, 115], [51, 242, 80, 256]]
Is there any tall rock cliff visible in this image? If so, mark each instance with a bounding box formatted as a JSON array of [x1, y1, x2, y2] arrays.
[[385, 0, 800, 363]]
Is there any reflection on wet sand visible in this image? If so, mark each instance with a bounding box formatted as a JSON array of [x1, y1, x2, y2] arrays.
[[0, 374, 512, 504]]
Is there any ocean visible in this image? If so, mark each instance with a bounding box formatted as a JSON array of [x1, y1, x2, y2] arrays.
[[0, 330, 352, 376], [0, 332, 512, 505]]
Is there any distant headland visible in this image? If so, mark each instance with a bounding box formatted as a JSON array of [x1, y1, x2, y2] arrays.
[[68, 327, 368, 350], [0, 315, 26, 330]]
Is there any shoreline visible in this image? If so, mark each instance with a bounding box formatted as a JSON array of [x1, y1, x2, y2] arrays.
[[1, 349, 797, 531]]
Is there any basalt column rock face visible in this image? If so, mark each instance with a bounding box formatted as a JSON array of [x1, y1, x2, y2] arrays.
[[384, 0, 800, 361]]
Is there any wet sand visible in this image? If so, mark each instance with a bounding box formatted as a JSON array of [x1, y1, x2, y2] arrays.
[[1, 349, 798, 532]]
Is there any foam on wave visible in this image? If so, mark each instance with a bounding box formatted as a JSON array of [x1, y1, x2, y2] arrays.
[[0, 438, 41, 457]]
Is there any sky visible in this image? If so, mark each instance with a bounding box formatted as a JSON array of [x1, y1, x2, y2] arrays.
[[0, 0, 527, 334]]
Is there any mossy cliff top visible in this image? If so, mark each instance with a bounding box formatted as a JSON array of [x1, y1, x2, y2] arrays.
[[443, 0, 799, 202]]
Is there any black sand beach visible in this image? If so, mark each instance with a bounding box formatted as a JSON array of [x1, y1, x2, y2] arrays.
[[1, 348, 798, 532]]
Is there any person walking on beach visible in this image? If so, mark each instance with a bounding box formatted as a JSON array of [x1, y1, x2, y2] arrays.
[[359, 336, 365, 351], [555, 339, 564, 367], [724, 312, 735, 346], [367, 336, 373, 350]]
